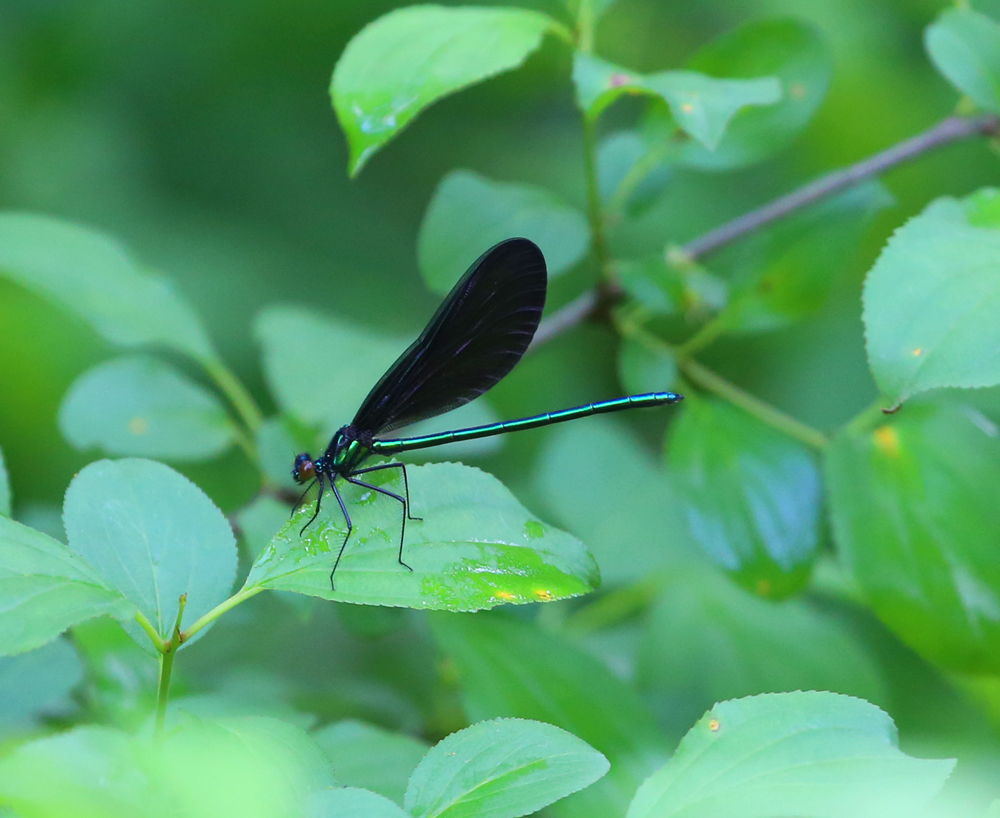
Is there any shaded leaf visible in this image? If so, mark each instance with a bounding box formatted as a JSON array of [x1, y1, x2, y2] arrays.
[[58, 355, 235, 461], [573, 54, 780, 149], [722, 181, 893, 333], [310, 787, 410, 818], [418, 170, 589, 295], [598, 131, 673, 216], [431, 611, 669, 818], [332, 6, 558, 174], [404, 718, 609, 818], [637, 564, 886, 739], [0, 515, 133, 656], [63, 459, 237, 650], [0, 442, 9, 517], [70, 618, 158, 731], [627, 692, 954, 818], [312, 720, 429, 805], [256, 306, 407, 430], [666, 399, 820, 598], [0, 213, 215, 361], [533, 419, 695, 584], [667, 18, 832, 169], [925, 6, 1000, 113], [616, 257, 682, 316], [618, 336, 677, 396], [0, 638, 85, 731], [257, 414, 315, 490], [245, 462, 597, 610], [0, 725, 144, 817], [236, 496, 313, 616], [826, 401, 1000, 674], [154, 715, 335, 818], [863, 192, 1000, 407]]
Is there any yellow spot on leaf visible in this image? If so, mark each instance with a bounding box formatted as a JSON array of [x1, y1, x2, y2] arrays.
[[709, 718, 720, 732], [790, 82, 807, 100], [535, 589, 555, 602], [874, 425, 900, 457], [496, 591, 516, 601], [681, 102, 695, 113], [129, 417, 149, 435], [912, 348, 923, 356]]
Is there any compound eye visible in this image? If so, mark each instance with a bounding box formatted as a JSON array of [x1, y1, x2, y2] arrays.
[[292, 453, 315, 484]]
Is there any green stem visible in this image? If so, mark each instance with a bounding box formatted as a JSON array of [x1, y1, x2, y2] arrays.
[[674, 313, 731, 358], [154, 594, 187, 740], [180, 585, 265, 643], [201, 357, 264, 436], [845, 398, 892, 437], [549, 20, 577, 48], [135, 610, 166, 653], [155, 647, 177, 739], [679, 358, 829, 450], [582, 116, 613, 282], [575, 0, 595, 54], [607, 135, 676, 215]]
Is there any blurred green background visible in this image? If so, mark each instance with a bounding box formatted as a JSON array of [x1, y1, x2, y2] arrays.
[[1, 0, 998, 513], [4, 1, 1000, 813]]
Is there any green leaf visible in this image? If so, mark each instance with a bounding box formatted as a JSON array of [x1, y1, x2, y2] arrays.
[[0, 638, 85, 730], [533, 419, 695, 584], [257, 415, 315, 490], [0, 213, 216, 362], [236, 495, 313, 616], [331, 6, 558, 175], [0, 515, 133, 656], [430, 612, 669, 818], [155, 715, 336, 817], [666, 399, 820, 598], [256, 305, 408, 430], [864, 192, 1000, 407], [925, 7, 1000, 113], [670, 18, 832, 169], [58, 355, 236, 461], [418, 170, 589, 296], [573, 54, 781, 149], [598, 132, 673, 215], [404, 718, 609, 818], [245, 462, 597, 609], [310, 787, 410, 818], [616, 257, 682, 316], [312, 720, 429, 805], [618, 336, 678, 396], [0, 725, 145, 816], [722, 181, 893, 333], [627, 692, 954, 818], [63, 458, 237, 650], [70, 617, 158, 730], [0, 441, 9, 517], [256, 308, 504, 463], [637, 564, 886, 739], [826, 401, 1000, 674]]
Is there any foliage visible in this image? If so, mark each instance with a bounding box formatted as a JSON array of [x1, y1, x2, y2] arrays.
[[1, 0, 1000, 816]]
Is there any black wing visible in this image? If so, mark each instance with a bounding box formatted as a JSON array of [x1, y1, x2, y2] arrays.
[[353, 238, 547, 436]]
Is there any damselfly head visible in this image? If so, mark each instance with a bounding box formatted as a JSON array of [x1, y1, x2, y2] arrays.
[[292, 453, 316, 484]]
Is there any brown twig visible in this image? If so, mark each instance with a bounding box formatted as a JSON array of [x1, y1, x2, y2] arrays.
[[682, 114, 999, 258], [530, 113, 999, 350]]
